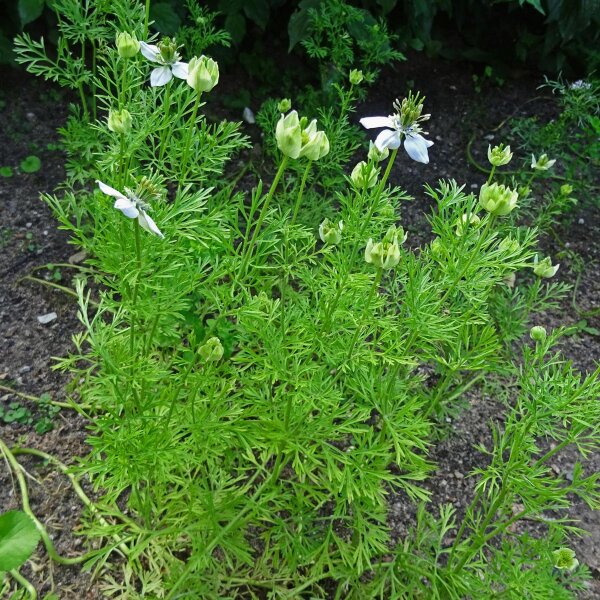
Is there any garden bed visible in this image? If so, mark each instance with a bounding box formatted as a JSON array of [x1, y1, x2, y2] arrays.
[[1, 52, 599, 597]]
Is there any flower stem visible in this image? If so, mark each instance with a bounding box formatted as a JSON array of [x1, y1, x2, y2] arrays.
[[346, 268, 382, 362], [179, 93, 202, 186], [323, 150, 398, 329], [238, 156, 289, 280]]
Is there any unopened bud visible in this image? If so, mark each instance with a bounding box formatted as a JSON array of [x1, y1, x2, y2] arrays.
[[351, 161, 378, 189], [198, 337, 224, 362], [277, 98, 292, 113], [455, 213, 480, 235], [319, 218, 343, 245], [349, 69, 364, 85], [107, 108, 132, 134], [479, 182, 518, 216], [368, 141, 389, 162], [187, 55, 219, 93], [116, 32, 140, 59], [276, 110, 302, 159], [530, 326, 547, 342], [533, 255, 559, 278]]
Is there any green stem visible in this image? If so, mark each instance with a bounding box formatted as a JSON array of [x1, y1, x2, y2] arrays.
[[323, 150, 398, 329], [9, 570, 36, 599], [290, 161, 312, 227], [12, 447, 130, 557], [0, 385, 78, 410], [486, 165, 496, 185], [346, 268, 382, 363], [438, 215, 494, 307], [179, 93, 202, 186], [0, 438, 87, 565], [238, 156, 289, 280], [144, 0, 151, 38]]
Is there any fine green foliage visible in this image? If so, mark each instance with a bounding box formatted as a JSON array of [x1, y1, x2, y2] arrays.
[[12, 0, 599, 597]]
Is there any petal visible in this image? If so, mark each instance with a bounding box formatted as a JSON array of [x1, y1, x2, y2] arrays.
[[404, 133, 432, 164], [140, 42, 160, 62], [114, 197, 139, 218], [360, 116, 395, 129], [171, 61, 188, 79], [138, 210, 164, 238], [375, 129, 400, 151], [150, 66, 173, 87], [96, 180, 125, 199]]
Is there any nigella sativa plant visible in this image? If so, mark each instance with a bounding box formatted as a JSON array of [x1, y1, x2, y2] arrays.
[[140, 38, 188, 87], [96, 180, 164, 238], [360, 92, 434, 164]]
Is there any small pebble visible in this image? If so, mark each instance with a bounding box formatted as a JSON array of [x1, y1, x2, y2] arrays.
[[18, 365, 31, 374], [37, 312, 57, 324], [578, 218, 585, 225], [242, 107, 255, 124], [26, 222, 32, 228]]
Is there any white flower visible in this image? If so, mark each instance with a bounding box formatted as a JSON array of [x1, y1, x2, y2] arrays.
[[569, 80, 591, 91], [360, 114, 433, 164], [96, 180, 164, 238], [140, 40, 188, 87], [531, 153, 556, 171]]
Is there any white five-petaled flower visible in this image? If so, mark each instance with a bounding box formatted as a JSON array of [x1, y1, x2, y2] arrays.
[[140, 41, 188, 87], [359, 115, 434, 164], [96, 180, 164, 238]]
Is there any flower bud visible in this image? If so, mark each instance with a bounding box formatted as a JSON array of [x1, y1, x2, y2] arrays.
[[364, 225, 404, 270], [277, 98, 292, 113], [533, 254, 559, 278], [368, 141, 389, 162], [116, 32, 140, 59], [300, 129, 329, 161], [430, 237, 443, 258], [275, 110, 302, 159], [503, 272, 516, 288], [349, 69, 364, 85], [351, 161, 379, 190], [487, 143, 512, 167], [187, 55, 219, 93], [552, 548, 579, 571], [498, 236, 521, 253], [198, 337, 224, 362], [530, 326, 547, 342], [560, 184, 573, 196], [319, 218, 343, 245], [455, 213, 480, 235], [479, 182, 518, 216], [107, 108, 132, 134], [531, 153, 556, 171], [517, 185, 531, 199]]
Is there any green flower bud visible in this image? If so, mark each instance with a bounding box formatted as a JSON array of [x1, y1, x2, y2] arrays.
[[107, 108, 132, 134], [530, 325, 547, 342], [349, 69, 364, 85], [498, 236, 521, 253], [319, 218, 343, 245], [275, 110, 302, 159], [116, 32, 140, 59], [517, 185, 531, 199], [300, 128, 329, 161], [368, 141, 389, 163], [187, 55, 219, 93], [531, 153, 556, 171], [533, 254, 559, 278], [364, 225, 405, 270], [277, 98, 292, 113], [198, 336, 224, 362], [479, 182, 518, 216], [351, 161, 379, 190], [552, 548, 579, 571], [455, 213, 480, 235], [560, 184, 573, 196], [430, 237, 443, 258], [487, 143, 513, 167]]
